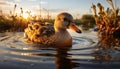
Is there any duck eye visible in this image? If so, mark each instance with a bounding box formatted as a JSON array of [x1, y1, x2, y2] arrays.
[[64, 18, 68, 21]]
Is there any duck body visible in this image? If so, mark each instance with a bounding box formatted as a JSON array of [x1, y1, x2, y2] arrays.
[[24, 12, 82, 47], [54, 30, 72, 46]]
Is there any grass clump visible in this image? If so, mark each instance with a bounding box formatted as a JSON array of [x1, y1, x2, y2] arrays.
[[91, 0, 120, 49]]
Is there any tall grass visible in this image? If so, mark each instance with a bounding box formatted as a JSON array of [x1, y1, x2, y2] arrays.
[[0, 15, 28, 32], [0, 4, 54, 32], [91, 0, 120, 50]]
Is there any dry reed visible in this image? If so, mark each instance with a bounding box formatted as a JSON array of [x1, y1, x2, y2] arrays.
[[91, 0, 120, 50]]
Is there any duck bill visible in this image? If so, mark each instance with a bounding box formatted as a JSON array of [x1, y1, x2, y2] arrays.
[[68, 23, 82, 33]]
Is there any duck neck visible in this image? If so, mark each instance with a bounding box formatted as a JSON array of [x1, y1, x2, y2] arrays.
[[54, 28, 72, 43]]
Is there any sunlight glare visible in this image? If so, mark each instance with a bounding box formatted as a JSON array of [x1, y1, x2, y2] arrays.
[[23, 13, 29, 19]]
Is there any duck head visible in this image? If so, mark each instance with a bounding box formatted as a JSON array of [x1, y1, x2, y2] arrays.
[[54, 12, 82, 47], [54, 12, 81, 33]]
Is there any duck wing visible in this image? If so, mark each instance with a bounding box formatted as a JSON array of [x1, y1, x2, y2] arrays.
[[24, 22, 55, 45]]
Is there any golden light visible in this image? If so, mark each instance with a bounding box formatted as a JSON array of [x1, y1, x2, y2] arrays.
[[23, 13, 29, 19]]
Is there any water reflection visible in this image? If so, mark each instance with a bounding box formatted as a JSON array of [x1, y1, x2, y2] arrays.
[[54, 47, 79, 69], [94, 54, 112, 64], [20, 45, 80, 69], [93, 48, 120, 64]]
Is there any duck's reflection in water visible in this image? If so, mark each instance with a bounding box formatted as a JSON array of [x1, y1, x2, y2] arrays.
[[54, 47, 79, 69], [21, 45, 79, 69]]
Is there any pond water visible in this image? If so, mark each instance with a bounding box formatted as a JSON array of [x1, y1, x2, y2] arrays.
[[0, 31, 120, 69]]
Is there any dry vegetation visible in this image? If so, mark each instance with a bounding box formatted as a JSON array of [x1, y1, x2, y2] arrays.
[[91, 0, 120, 49], [0, 3, 98, 33], [0, 4, 54, 32]]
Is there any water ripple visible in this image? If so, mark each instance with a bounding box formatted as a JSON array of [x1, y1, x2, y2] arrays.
[[0, 32, 120, 69]]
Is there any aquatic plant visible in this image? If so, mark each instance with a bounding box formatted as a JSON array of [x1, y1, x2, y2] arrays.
[[91, 0, 120, 49]]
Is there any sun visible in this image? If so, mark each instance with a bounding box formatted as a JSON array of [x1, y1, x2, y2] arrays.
[[23, 13, 29, 19]]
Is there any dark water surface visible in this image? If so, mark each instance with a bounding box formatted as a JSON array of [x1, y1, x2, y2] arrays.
[[0, 32, 120, 69]]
